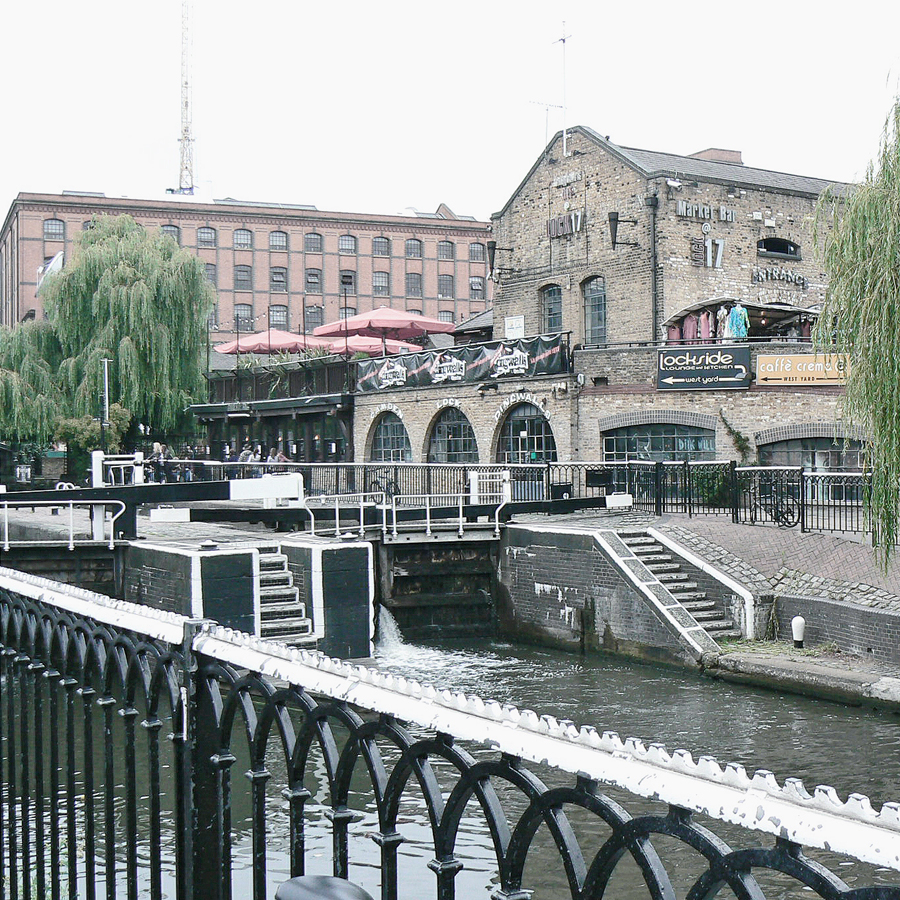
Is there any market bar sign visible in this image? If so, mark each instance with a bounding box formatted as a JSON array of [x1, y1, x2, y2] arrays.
[[547, 210, 584, 238], [657, 345, 751, 391], [756, 353, 849, 386]]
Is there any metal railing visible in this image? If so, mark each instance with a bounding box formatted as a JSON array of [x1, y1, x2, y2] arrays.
[[1, 498, 127, 550], [0, 571, 897, 900]]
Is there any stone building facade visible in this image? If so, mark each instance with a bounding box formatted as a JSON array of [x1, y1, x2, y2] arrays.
[[0, 193, 491, 335]]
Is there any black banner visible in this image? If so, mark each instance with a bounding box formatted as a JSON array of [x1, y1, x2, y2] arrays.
[[356, 335, 567, 393]]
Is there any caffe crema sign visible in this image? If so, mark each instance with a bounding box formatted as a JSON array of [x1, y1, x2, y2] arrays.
[[356, 335, 566, 393]]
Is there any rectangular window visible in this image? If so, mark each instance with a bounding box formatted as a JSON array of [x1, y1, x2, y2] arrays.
[[198, 227, 216, 247], [372, 237, 391, 256], [438, 241, 455, 260], [339, 306, 356, 320], [339, 271, 357, 294], [405, 272, 423, 297], [268, 305, 288, 328], [406, 239, 423, 258], [234, 265, 253, 291], [373, 271, 390, 296], [469, 276, 485, 300], [234, 303, 253, 332], [305, 268, 322, 293], [339, 235, 357, 254], [269, 231, 288, 251], [469, 242, 486, 262], [305, 233, 323, 253], [205, 263, 217, 285], [437, 274, 454, 298], [43, 219, 65, 241], [234, 229, 253, 249], [542, 285, 562, 331], [438, 310, 454, 323]]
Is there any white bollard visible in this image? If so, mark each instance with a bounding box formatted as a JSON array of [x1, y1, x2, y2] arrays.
[[791, 615, 806, 649]]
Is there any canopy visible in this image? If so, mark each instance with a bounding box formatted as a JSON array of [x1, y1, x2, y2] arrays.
[[214, 330, 333, 355], [663, 297, 819, 329], [313, 306, 456, 343], [326, 335, 419, 357]]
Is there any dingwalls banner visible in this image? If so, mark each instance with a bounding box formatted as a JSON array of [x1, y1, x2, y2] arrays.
[[355, 335, 567, 393]]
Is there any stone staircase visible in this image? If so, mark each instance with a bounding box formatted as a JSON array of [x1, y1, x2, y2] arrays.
[[618, 530, 740, 642], [257, 546, 314, 645]]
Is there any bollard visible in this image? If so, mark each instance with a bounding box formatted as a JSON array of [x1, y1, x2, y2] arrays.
[[275, 876, 375, 900], [791, 615, 806, 649]]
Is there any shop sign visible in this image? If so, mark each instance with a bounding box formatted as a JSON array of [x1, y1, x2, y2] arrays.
[[677, 201, 736, 222], [752, 266, 808, 289], [657, 345, 751, 391], [547, 210, 584, 239], [755, 353, 849, 386], [505, 315, 525, 339]]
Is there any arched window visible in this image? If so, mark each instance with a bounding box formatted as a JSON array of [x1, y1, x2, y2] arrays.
[[428, 408, 478, 463], [161, 224, 180, 244], [583, 276, 606, 344], [542, 284, 562, 332], [437, 240, 455, 260], [43, 219, 65, 241], [370, 413, 412, 461], [268, 305, 288, 329], [198, 226, 216, 247], [305, 232, 323, 253], [234, 229, 253, 249], [405, 239, 423, 259], [758, 437, 863, 470], [373, 272, 390, 296], [603, 424, 715, 462], [405, 272, 422, 297], [469, 242, 486, 262], [496, 403, 557, 463], [204, 263, 217, 285], [469, 276, 485, 300], [339, 234, 357, 254], [305, 305, 324, 331], [269, 230, 288, 251], [372, 236, 391, 256], [269, 267, 288, 292], [438, 275, 454, 298], [233, 303, 253, 332], [757, 237, 801, 260], [234, 265, 253, 291], [438, 310, 454, 323]]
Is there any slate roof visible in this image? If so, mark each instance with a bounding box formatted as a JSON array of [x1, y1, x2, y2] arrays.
[[455, 306, 494, 334]]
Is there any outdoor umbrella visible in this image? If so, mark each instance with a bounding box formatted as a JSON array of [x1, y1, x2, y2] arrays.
[[313, 305, 455, 354], [214, 329, 333, 355], [325, 335, 420, 356]]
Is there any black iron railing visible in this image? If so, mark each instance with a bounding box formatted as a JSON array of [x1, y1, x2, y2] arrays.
[[0, 575, 897, 900]]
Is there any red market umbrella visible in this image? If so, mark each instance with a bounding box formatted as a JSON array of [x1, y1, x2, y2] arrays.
[[326, 335, 419, 357], [214, 330, 332, 354], [313, 305, 455, 353]]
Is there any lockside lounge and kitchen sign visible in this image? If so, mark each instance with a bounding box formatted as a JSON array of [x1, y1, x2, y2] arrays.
[[657, 345, 751, 391], [356, 335, 566, 393]]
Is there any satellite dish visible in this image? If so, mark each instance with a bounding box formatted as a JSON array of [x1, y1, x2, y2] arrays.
[[36, 251, 65, 293]]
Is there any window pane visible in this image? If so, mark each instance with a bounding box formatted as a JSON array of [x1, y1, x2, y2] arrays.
[[234, 303, 253, 331], [339, 306, 356, 319], [339, 234, 357, 254], [602, 424, 715, 463], [234, 265, 253, 290], [205, 263, 217, 285], [438, 311, 454, 323], [339, 271, 357, 294], [371, 413, 412, 462], [372, 237, 391, 256], [208, 305, 219, 330], [373, 271, 390, 296], [438, 275, 454, 298], [43, 219, 65, 241], [496, 403, 557, 463], [583, 276, 607, 344], [438, 241, 454, 260], [234, 229, 253, 248], [405, 272, 422, 297], [269, 230, 288, 251], [305, 233, 323, 253], [305, 268, 322, 292], [428, 408, 478, 463], [542, 284, 562, 331], [268, 305, 288, 328], [198, 227, 216, 247], [469, 276, 485, 300], [270, 267, 288, 292], [405, 239, 422, 258], [161, 224, 180, 244], [469, 242, 486, 262], [305, 306, 324, 331]]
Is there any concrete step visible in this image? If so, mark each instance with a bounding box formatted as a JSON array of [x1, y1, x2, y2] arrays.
[[261, 598, 307, 615], [631, 552, 672, 564], [259, 553, 289, 571], [690, 608, 728, 622], [645, 562, 682, 574], [656, 571, 691, 584], [260, 588, 301, 606], [261, 621, 313, 640], [620, 535, 657, 548], [674, 591, 710, 604]]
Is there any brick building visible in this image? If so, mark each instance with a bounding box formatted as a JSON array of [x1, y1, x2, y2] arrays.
[[0, 192, 492, 335]]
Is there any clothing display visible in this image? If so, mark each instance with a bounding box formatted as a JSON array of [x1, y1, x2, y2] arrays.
[[727, 303, 750, 340], [716, 306, 729, 340], [682, 313, 699, 344], [699, 309, 712, 341], [667, 324, 682, 344]]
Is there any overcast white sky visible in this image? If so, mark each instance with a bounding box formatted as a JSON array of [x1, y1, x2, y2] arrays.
[[3, 1, 899, 222]]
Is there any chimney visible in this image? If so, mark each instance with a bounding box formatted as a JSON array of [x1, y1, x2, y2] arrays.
[[688, 148, 743, 165]]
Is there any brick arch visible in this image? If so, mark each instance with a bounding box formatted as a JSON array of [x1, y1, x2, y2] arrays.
[[597, 410, 718, 433], [365, 410, 412, 461], [421, 405, 479, 462], [754, 421, 866, 446]]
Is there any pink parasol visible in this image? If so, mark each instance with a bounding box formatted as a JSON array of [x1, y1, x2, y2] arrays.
[[214, 329, 333, 355], [326, 335, 419, 357], [313, 305, 455, 353]]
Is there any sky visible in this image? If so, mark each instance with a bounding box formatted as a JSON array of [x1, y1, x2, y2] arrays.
[[3, 1, 900, 223]]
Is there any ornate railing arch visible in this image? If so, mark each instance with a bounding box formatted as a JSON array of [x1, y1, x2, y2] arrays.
[[0, 567, 898, 900]]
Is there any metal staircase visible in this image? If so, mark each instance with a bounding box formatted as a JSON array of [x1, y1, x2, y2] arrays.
[[257, 545, 314, 645], [618, 531, 741, 641]]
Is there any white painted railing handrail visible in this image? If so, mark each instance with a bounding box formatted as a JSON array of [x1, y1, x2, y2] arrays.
[[2, 499, 127, 550]]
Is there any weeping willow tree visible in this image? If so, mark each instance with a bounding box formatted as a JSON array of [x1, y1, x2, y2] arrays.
[[40, 214, 215, 431], [815, 99, 900, 562]]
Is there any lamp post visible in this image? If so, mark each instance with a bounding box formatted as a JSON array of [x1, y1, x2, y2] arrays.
[[99, 357, 110, 453]]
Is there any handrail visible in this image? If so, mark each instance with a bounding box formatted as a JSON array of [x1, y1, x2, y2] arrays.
[[1, 499, 127, 550]]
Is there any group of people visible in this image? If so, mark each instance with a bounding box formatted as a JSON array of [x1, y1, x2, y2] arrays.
[[145, 441, 200, 483], [222, 443, 290, 477]]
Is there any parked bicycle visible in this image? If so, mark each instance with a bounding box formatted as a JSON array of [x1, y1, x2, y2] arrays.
[[750, 486, 800, 527]]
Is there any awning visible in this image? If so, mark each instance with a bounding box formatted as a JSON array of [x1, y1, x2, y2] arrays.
[[663, 297, 819, 329]]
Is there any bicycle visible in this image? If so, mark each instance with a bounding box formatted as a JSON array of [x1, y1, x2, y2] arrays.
[[750, 488, 800, 527]]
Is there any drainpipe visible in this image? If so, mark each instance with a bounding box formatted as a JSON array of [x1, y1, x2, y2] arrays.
[[645, 194, 659, 342]]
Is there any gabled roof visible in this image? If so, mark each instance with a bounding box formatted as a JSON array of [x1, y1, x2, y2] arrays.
[[492, 126, 851, 219], [455, 306, 494, 334]]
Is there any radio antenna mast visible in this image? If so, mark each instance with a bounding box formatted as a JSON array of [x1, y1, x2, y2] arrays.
[[553, 23, 572, 157], [169, 0, 195, 194]]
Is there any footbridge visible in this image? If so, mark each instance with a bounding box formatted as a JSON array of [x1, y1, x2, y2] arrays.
[[0, 567, 897, 900]]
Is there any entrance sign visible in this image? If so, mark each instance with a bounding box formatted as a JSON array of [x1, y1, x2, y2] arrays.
[[657, 345, 751, 391], [756, 353, 849, 386], [504, 315, 525, 339]]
